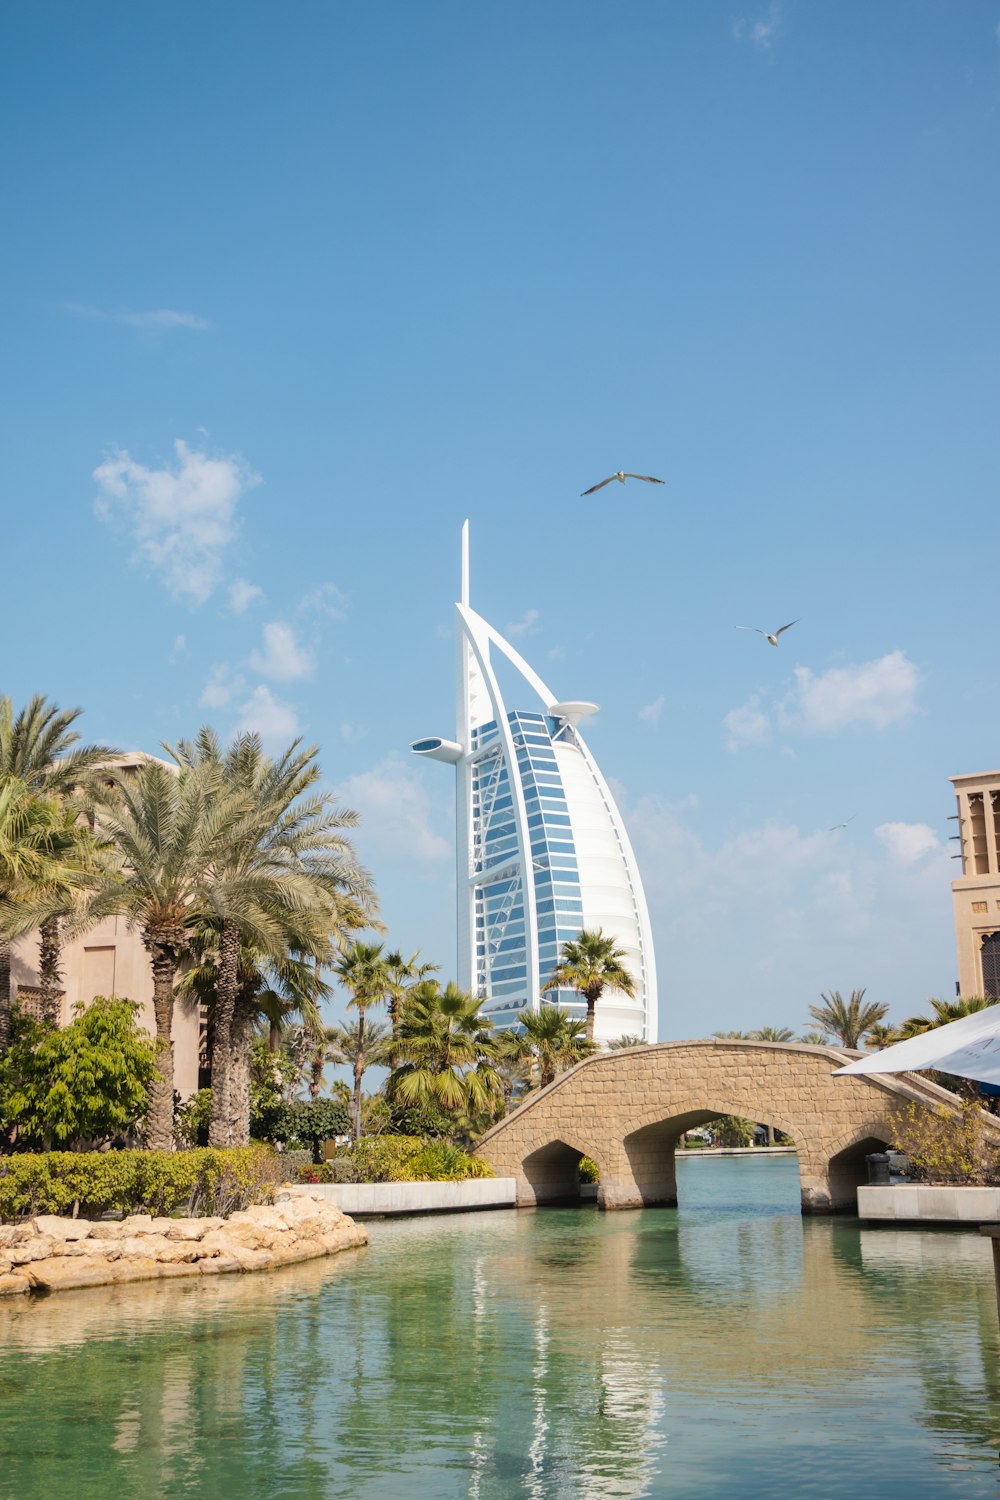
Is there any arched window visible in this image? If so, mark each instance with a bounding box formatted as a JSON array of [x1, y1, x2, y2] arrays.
[[981, 932, 1000, 1000]]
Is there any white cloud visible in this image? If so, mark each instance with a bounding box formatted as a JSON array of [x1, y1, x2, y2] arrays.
[[200, 664, 246, 709], [228, 579, 263, 615], [548, 645, 567, 663], [723, 651, 922, 749], [94, 438, 259, 604], [507, 608, 541, 639], [791, 652, 921, 734], [723, 693, 772, 751], [170, 634, 187, 661], [732, 1, 782, 48], [638, 694, 666, 726], [337, 754, 451, 865], [66, 303, 209, 330], [875, 822, 943, 867], [300, 582, 349, 620], [249, 621, 315, 682], [236, 685, 299, 745]]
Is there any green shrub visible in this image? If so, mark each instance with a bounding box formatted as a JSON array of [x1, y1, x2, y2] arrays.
[[890, 1092, 1000, 1185], [0, 1144, 282, 1222], [334, 1135, 494, 1183], [256, 1099, 351, 1162], [578, 1155, 600, 1183]]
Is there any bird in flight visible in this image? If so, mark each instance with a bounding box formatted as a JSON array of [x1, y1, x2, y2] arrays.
[[827, 815, 857, 832], [580, 471, 665, 496], [736, 620, 799, 647]]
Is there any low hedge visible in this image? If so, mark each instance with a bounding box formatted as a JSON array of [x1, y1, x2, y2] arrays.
[[0, 1144, 282, 1222], [304, 1136, 495, 1184]]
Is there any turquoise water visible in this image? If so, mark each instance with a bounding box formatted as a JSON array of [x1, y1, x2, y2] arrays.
[[1, 1155, 999, 1498]]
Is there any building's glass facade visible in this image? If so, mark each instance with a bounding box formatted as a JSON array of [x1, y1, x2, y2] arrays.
[[411, 522, 658, 1044]]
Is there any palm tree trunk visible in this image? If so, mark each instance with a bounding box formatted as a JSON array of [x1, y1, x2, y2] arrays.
[[0, 936, 11, 1050], [585, 992, 598, 1043], [228, 995, 256, 1148], [208, 920, 240, 1149], [146, 945, 177, 1151], [38, 916, 62, 1025], [352, 1004, 366, 1142]]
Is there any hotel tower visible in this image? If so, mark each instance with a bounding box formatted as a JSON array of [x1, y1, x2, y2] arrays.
[[411, 523, 658, 1044]]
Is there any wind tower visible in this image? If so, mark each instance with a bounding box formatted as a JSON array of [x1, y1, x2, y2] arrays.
[[411, 522, 658, 1043]]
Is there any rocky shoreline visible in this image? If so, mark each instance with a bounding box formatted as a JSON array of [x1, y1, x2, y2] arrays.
[[0, 1186, 367, 1296]]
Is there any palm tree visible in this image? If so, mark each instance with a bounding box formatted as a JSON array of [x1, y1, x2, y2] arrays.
[[714, 1030, 753, 1039], [0, 695, 117, 1022], [509, 1004, 594, 1088], [384, 947, 439, 1063], [864, 1022, 899, 1049], [329, 1018, 390, 1114], [544, 928, 636, 1043], [608, 1034, 647, 1049], [167, 729, 373, 1147], [798, 1031, 829, 1045], [335, 940, 390, 1140], [896, 995, 998, 1040], [83, 758, 249, 1149], [391, 980, 500, 1116], [0, 778, 90, 1048], [807, 989, 888, 1049], [750, 1026, 795, 1042]]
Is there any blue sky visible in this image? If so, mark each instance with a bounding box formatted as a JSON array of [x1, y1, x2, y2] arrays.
[[2, 2, 999, 1039]]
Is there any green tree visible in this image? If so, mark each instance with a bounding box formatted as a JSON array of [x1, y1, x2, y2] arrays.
[[0, 778, 90, 1049], [510, 1004, 594, 1088], [3, 996, 155, 1149], [607, 1033, 647, 1049], [543, 928, 636, 1043], [864, 1022, 899, 1049], [897, 995, 999, 1039], [329, 1018, 391, 1131], [391, 981, 500, 1117], [335, 941, 391, 1140], [83, 758, 249, 1150], [807, 988, 888, 1049], [384, 947, 439, 1063], [166, 729, 372, 1149], [713, 1030, 752, 1039], [798, 1031, 829, 1045], [0, 695, 118, 1021], [750, 1026, 795, 1042]]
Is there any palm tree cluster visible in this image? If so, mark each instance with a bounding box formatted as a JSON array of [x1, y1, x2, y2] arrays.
[[0, 696, 376, 1152]]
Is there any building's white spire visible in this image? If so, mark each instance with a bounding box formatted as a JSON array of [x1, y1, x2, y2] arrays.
[[461, 518, 470, 607]]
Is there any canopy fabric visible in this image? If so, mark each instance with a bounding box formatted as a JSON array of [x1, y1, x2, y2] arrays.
[[834, 1005, 1000, 1087]]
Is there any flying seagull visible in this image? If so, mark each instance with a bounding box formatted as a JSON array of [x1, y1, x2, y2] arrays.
[[828, 815, 857, 832], [735, 620, 799, 647], [581, 471, 665, 496]]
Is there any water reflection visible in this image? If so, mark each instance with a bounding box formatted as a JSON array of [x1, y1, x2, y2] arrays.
[[0, 1161, 998, 1499]]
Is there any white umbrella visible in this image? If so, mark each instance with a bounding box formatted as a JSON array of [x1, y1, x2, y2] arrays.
[[834, 1005, 1000, 1087]]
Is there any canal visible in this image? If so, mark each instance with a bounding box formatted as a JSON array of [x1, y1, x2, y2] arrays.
[[1, 1155, 998, 1498]]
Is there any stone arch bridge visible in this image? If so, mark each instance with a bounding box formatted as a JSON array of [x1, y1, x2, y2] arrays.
[[475, 1039, 971, 1213]]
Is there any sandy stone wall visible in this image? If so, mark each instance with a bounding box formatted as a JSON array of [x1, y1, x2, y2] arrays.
[[475, 1040, 975, 1213], [0, 1186, 367, 1297]]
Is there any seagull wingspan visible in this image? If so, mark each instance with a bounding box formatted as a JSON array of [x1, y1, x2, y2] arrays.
[[774, 620, 798, 637], [624, 473, 665, 485], [735, 626, 766, 635], [581, 476, 616, 496]]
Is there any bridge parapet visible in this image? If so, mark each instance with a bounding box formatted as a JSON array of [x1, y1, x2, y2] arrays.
[[474, 1039, 981, 1215]]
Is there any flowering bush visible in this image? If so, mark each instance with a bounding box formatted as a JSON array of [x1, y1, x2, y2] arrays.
[[889, 1093, 1000, 1185], [330, 1135, 494, 1183]]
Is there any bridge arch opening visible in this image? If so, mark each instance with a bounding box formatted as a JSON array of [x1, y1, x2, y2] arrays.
[[827, 1134, 891, 1208], [622, 1108, 802, 1210], [521, 1138, 592, 1207]]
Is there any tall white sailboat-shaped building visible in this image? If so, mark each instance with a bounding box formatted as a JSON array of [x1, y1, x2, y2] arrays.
[[411, 523, 658, 1044]]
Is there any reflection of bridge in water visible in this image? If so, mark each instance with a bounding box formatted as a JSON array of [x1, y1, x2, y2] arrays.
[[475, 1039, 973, 1213]]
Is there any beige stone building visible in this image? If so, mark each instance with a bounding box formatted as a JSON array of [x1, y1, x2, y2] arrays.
[[950, 769, 1000, 1000], [8, 752, 203, 1098]]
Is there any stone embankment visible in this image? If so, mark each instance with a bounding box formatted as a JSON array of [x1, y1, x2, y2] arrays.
[[0, 1186, 367, 1297]]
